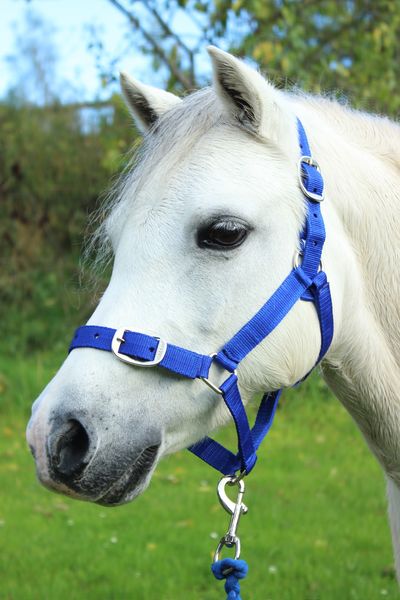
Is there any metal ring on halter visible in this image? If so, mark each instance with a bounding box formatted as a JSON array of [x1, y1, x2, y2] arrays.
[[293, 249, 323, 272], [201, 353, 237, 395], [230, 470, 247, 485]]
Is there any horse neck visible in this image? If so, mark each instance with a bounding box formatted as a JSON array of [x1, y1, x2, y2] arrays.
[[294, 96, 400, 481], [288, 97, 400, 578]]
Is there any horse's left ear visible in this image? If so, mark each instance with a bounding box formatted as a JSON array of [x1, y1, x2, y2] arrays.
[[120, 72, 182, 133], [207, 46, 297, 157]]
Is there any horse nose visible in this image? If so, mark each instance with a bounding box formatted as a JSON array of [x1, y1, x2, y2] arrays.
[[48, 418, 94, 482]]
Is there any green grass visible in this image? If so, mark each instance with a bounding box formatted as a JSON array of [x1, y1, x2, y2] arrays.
[[0, 352, 398, 599]]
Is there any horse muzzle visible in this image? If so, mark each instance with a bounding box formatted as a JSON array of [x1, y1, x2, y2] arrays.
[[27, 405, 161, 506]]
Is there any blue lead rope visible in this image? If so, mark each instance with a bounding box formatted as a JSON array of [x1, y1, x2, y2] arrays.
[[212, 559, 248, 600], [69, 118, 333, 480]]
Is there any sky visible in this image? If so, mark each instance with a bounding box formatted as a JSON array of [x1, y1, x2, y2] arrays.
[[0, 0, 191, 103]]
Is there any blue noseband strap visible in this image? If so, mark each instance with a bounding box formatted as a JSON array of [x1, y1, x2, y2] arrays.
[[71, 326, 214, 379], [69, 119, 334, 477]]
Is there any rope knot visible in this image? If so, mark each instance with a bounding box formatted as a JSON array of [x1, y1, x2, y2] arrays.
[[212, 558, 248, 600]]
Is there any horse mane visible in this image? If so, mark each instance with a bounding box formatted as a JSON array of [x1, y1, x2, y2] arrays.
[[298, 94, 400, 172]]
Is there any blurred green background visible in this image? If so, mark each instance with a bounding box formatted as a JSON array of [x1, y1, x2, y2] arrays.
[[1, 1, 400, 598]]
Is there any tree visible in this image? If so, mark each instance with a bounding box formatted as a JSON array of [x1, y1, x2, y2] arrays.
[[0, 11, 135, 351], [6, 10, 60, 105], [101, 0, 400, 116]]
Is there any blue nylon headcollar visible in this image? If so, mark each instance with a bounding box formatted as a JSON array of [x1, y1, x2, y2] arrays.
[[69, 119, 333, 478]]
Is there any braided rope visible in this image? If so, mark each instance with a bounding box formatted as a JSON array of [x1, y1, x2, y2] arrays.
[[211, 558, 248, 600]]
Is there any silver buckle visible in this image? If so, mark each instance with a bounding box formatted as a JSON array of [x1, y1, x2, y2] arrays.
[[111, 328, 167, 367], [297, 155, 324, 202]]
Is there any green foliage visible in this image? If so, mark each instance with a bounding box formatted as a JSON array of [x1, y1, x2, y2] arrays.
[[206, 0, 400, 116], [109, 1, 400, 116], [1, 364, 397, 599], [0, 94, 134, 352]]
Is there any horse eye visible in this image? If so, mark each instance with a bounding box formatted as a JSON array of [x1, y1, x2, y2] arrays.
[[197, 219, 250, 250]]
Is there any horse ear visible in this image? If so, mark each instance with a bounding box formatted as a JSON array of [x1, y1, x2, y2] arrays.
[[120, 72, 182, 133], [207, 46, 297, 155]]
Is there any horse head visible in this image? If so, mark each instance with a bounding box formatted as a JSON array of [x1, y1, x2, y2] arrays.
[[27, 48, 341, 505]]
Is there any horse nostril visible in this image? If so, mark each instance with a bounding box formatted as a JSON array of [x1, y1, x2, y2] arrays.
[[51, 419, 90, 479]]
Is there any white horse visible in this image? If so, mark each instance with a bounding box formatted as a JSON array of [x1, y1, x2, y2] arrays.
[[27, 47, 400, 577]]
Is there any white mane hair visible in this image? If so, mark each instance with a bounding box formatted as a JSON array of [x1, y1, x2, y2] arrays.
[[303, 94, 400, 170]]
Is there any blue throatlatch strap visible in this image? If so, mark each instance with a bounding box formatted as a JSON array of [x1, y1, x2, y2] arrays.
[[189, 389, 282, 475], [68, 118, 334, 477]]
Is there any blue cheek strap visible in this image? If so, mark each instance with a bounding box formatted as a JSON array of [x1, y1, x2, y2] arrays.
[[68, 118, 334, 478]]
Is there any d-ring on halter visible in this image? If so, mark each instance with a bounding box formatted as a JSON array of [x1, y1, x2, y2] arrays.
[[68, 118, 334, 480]]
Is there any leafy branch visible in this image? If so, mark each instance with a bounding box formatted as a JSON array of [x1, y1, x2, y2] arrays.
[[108, 0, 195, 90]]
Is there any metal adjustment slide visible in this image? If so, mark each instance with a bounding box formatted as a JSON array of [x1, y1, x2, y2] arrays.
[[201, 353, 237, 395]]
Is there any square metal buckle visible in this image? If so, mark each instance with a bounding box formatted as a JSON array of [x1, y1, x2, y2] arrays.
[[111, 328, 167, 367]]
